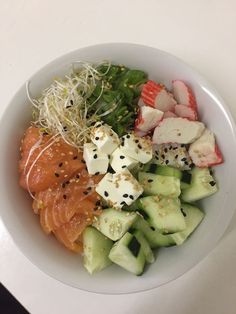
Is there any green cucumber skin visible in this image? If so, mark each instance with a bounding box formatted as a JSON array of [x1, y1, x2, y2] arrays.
[[133, 230, 155, 264]]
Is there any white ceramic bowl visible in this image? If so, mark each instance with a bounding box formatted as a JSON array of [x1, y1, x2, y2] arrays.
[[1, 43, 236, 294]]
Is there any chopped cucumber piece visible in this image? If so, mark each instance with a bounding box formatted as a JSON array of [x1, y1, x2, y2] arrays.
[[181, 167, 218, 202], [133, 217, 175, 248], [139, 196, 186, 233], [109, 232, 146, 275], [155, 165, 182, 178], [93, 208, 137, 241], [138, 172, 181, 198], [133, 230, 155, 263], [143, 163, 182, 179], [142, 161, 182, 179], [170, 203, 204, 245], [83, 227, 113, 274]]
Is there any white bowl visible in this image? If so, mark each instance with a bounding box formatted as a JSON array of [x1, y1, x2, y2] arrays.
[[1, 43, 236, 294]]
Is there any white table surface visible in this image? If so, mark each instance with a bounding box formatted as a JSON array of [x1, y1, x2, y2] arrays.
[[1, 1, 236, 313]]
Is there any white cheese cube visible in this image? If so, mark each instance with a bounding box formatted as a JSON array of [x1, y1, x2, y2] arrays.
[[113, 169, 143, 206], [110, 147, 139, 172], [120, 133, 153, 164], [95, 173, 124, 209], [83, 143, 109, 175], [91, 122, 120, 154]]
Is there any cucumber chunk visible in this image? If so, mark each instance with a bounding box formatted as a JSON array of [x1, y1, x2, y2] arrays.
[[139, 196, 186, 233], [133, 217, 175, 248], [142, 163, 182, 179], [133, 230, 155, 263], [138, 172, 181, 198], [170, 203, 204, 245], [93, 208, 137, 241], [83, 227, 113, 274], [181, 167, 218, 202], [109, 232, 146, 275]]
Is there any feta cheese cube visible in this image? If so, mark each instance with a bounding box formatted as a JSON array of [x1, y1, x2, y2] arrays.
[[113, 169, 143, 206], [110, 147, 139, 172], [95, 173, 124, 209], [83, 143, 109, 175], [91, 122, 120, 154], [120, 133, 153, 164]]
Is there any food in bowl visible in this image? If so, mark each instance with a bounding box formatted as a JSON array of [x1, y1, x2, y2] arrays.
[[18, 61, 223, 275]]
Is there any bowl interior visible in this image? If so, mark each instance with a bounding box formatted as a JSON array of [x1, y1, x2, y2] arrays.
[[1, 43, 236, 294]]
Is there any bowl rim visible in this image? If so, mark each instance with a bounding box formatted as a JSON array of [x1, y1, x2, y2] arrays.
[[1, 42, 236, 294]]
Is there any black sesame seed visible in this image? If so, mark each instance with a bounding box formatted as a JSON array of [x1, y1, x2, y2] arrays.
[[184, 161, 189, 165], [126, 134, 130, 138], [95, 137, 99, 140], [190, 163, 195, 168], [164, 148, 168, 153], [63, 194, 67, 200], [161, 154, 165, 159], [63, 126, 67, 131], [94, 154, 98, 159], [81, 160, 86, 164], [120, 155, 125, 159], [209, 181, 216, 186], [120, 201, 125, 205], [95, 171, 100, 175], [73, 156, 78, 160], [138, 144, 142, 149], [95, 201, 101, 206], [129, 195, 134, 200], [108, 155, 110, 159], [76, 174, 80, 179], [135, 140, 139, 143], [122, 165, 126, 169], [104, 191, 109, 197], [70, 100, 74, 105], [43, 132, 48, 136], [181, 157, 187, 161], [93, 148, 97, 152], [209, 168, 213, 175], [121, 142, 125, 147], [123, 194, 128, 198], [173, 146, 178, 150], [83, 191, 89, 195], [150, 226, 155, 231], [87, 187, 92, 191], [181, 144, 185, 148], [59, 162, 63, 167], [95, 124, 102, 128], [65, 181, 70, 185], [175, 154, 179, 159], [165, 160, 169, 165], [55, 173, 60, 177], [148, 179, 153, 183], [66, 105, 72, 109]]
